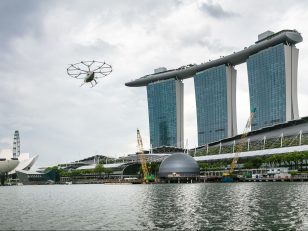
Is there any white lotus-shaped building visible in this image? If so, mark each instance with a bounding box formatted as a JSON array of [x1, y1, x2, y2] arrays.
[[0, 149, 38, 174]]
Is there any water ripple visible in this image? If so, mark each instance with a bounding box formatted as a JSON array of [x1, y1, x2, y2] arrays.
[[0, 183, 308, 230]]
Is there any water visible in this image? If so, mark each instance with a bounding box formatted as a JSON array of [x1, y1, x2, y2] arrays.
[[0, 183, 308, 230]]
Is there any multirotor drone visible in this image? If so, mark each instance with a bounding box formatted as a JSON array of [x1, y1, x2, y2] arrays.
[[67, 60, 112, 87]]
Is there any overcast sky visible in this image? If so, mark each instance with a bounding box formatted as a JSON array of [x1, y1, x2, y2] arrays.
[[1, 0, 308, 167]]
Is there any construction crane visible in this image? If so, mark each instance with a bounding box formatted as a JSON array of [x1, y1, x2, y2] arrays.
[[223, 108, 256, 180], [136, 129, 150, 182]]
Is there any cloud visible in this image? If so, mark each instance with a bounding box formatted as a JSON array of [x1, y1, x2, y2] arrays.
[[199, 0, 237, 19], [0, 0, 45, 56]]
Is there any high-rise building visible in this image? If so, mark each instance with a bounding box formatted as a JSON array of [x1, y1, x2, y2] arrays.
[[147, 79, 184, 148], [126, 29, 302, 148], [194, 65, 237, 145], [247, 43, 299, 130]]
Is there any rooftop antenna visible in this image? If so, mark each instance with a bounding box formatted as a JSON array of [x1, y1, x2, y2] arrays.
[[13, 130, 20, 159], [67, 60, 112, 88]]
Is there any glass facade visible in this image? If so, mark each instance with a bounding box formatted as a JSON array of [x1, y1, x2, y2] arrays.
[[194, 65, 228, 145], [247, 43, 286, 130], [147, 79, 182, 148]]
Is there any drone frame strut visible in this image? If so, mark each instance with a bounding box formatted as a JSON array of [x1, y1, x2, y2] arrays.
[[67, 60, 112, 87]]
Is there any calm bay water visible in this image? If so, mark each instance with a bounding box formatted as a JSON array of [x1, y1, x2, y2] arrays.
[[0, 183, 308, 230]]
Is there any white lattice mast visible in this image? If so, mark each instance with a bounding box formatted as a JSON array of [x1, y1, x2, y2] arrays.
[[13, 130, 20, 158]]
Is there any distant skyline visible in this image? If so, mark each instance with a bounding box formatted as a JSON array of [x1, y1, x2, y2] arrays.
[[1, 0, 308, 167]]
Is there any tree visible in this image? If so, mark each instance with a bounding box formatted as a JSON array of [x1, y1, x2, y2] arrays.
[[293, 152, 305, 171], [95, 163, 105, 179], [148, 162, 160, 176], [285, 153, 295, 169], [243, 161, 254, 169], [304, 152, 308, 170], [104, 168, 113, 174], [265, 155, 276, 167], [243, 157, 263, 169]]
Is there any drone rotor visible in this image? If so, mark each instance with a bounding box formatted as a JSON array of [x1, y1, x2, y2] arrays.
[[67, 60, 112, 87]]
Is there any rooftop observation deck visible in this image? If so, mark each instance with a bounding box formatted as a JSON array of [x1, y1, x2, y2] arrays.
[[125, 30, 303, 87]]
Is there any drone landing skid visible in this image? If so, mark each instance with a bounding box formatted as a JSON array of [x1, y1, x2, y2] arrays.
[[80, 80, 98, 88]]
